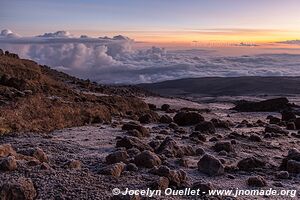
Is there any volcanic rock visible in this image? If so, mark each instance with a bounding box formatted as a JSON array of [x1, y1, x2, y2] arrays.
[[125, 163, 138, 172], [281, 110, 296, 121], [276, 171, 289, 179], [265, 124, 288, 135], [0, 144, 16, 158], [155, 137, 195, 157], [233, 98, 291, 112], [211, 118, 230, 129], [214, 141, 233, 153], [122, 122, 150, 137], [18, 147, 48, 163], [106, 151, 129, 164], [151, 177, 169, 190], [134, 150, 161, 168], [197, 154, 224, 176], [295, 118, 300, 129], [161, 104, 170, 111], [150, 165, 187, 187], [286, 122, 296, 130], [247, 176, 267, 187], [0, 178, 36, 200], [173, 112, 204, 126], [64, 159, 82, 169], [195, 121, 216, 134], [116, 136, 153, 151], [237, 157, 266, 171], [98, 162, 126, 177], [0, 156, 17, 171], [159, 115, 173, 124]]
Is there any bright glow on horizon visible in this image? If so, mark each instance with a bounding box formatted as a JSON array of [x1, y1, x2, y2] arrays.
[[1, 0, 300, 46]]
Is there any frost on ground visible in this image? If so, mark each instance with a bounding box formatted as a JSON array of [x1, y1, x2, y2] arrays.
[[1, 95, 300, 200]]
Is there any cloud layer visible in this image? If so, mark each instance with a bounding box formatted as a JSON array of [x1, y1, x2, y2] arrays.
[[1, 29, 300, 84]]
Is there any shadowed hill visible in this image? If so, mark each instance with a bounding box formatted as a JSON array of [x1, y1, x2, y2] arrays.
[[138, 77, 300, 96], [0, 50, 150, 134]]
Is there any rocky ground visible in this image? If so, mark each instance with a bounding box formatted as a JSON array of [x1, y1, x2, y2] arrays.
[[1, 95, 300, 200]]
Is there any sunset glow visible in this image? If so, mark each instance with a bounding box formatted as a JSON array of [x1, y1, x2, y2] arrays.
[[1, 0, 300, 46]]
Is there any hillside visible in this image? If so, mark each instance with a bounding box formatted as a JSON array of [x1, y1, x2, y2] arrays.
[[0, 50, 151, 134], [138, 76, 300, 97]]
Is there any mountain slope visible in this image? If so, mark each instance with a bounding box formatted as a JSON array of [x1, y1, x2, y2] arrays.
[[0, 50, 150, 134], [138, 76, 300, 96]]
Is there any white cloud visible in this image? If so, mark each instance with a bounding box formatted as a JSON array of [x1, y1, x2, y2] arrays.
[[0, 29, 20, 38], [0, 29, 300, 84], [37, 31, 72, 38], [277, 40, 300, 45], [235, 42, 259, 47]]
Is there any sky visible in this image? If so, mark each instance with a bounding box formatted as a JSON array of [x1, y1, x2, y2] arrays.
[[0, 0, 300, 84], [1, 0, 300, 44]]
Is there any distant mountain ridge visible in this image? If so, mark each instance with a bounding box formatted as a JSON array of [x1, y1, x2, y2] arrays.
[[138, 77, 300, 96]]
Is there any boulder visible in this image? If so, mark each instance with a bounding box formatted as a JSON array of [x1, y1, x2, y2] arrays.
[[32, 147, 48, 163], [173, 112, 204, 126], [249, 134, 262, 142], [151, 177, 169, 190], [286, 160, 300, 174], [150, 165, 187, 187], [189, 131, 207, 142], [98, 162, 126, 177], [0, 144, 16, 158], [125, 163, 138, 172], [159, 115, 173, 124], [247, 176, 267, 187], [280, 148, 300, 174], [265, 124, 288, 135], [269, 116, 281, 124], [148, 103, 157, 110], [106, 150, 129, 164], [40, 162, 52, 170], [116, 136, 153, 151], [168, 122, 179, 130], [195, 121, 216, 134], [126, 130, 144, 138], [155, 137, 194, 157], [158, 129, 169, 135], [127, 148, 141, 157], [122, 122, 150, 137], [148, 140, 161, 150], [0, 178, 37, 200], [237, 157, 266, 171], [214, 141, 233, 153], [195, 148, 205, 156], [192, 181, 214, 194], [211, 118, 230, 129], [18, 147, 48, 163], [161, 104, 170, 111], [276, 171, 289, 179], [281, 110, 296, 122], [138, 112, 159, 124], [134, 150, 161, 168], [197, 154, 224, 176], [286, 122, 296, 130], [233, 98, 290, 112], [295, 118, 300, 129], [64, 159, 82, 169], [0, 156, 17, 171]]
